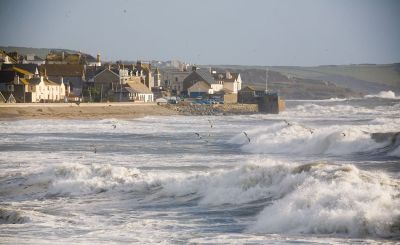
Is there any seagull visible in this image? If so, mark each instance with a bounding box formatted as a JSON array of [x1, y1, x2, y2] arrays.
[[208, 119, 213, 128], [195, 132, 208, 143], [243, 132, 251, 143], [112, 124, 117, 129], [342, 132, 346, 137], [284, 120, 292, 126]]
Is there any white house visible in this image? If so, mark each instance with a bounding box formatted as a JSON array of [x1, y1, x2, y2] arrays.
[[27, 76, 66, 102], [212, 71, 242, 93]]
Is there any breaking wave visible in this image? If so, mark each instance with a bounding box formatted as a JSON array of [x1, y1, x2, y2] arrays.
[[230, 122, 400, 157], [365, 90, 398, 99], [248, 163, 400, 238], [147, 161, 400, 237], [1, 160, 400, 238], [0, 208, 30, 224]]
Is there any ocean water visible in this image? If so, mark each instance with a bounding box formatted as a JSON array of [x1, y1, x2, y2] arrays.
[[1, 96, 399, 244]]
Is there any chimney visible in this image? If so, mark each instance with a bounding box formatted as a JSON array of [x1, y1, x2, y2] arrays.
[[44, 68, 47, 78], [208, 67, 212, 74], [61, 52, 65, 61], [96, 53, 101, 63], [192, 66, 197, 71], [14, 74, 20, 85], [226, 71, 232, 79], [60, 76, 64, 84]]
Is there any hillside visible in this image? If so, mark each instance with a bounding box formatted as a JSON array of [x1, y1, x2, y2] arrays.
[[214, 64, 400, 94], [0, 46, 83, 59], [218, 68, 361, 99]]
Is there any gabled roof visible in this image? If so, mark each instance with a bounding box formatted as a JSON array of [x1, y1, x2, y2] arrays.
[[183, 69, 215, 91], [94, 68, 119, 79], [85, 66, 105, 79], [194, 70, 215, 84], [12, 67, 33, 76], [2, 64, 39, 74], [125, 81, 152, 94], [188, 80, 211, 91], [40, 64, 84, 77]]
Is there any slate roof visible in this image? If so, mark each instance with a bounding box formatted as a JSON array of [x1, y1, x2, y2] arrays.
[[85, 66, 105, 79], [0, 71, 15, 84], [194, 70, 215, 84], [182, 69, 215, 91], [40, 64, 84, 77]]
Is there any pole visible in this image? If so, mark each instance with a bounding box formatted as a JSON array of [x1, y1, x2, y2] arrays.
[[100, 84, 103, 102], [265, 68, 268, 93]]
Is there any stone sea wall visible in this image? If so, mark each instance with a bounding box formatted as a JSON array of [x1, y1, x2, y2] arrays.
[[162, 103, 258, 116]]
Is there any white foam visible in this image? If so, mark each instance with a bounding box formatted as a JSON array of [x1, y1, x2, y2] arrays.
[[365, 90, 397, 99], [248, 163, 400, 237], [236, 123, 397, 156]]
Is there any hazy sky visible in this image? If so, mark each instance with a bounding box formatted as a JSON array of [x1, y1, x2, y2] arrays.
[[0, 0, 399, 66]]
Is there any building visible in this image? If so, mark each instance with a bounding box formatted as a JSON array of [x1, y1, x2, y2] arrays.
[[212, 71, 242, 94], [257, 92, 286, 114], [45, 50, 101, 66], [40, 64, 85, 97], [25, 76, 66, 102], [114, 81, 154, 102], [187, 81, 212, 98], [182, 67, 215, 94], [23, 54, 45, 65], [0, 66, 66, 103], [238, 85, 267, 104], [0, 50, 17, 65], [153, 67, 161, 87], [135, 61, 155, 89], [161, 68, 191, 94]]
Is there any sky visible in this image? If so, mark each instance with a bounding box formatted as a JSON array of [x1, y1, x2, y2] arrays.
[[0, 0, 399, 66]]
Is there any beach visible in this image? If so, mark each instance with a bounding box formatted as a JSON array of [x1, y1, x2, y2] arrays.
[[0, 103, 260, 119], [0, 102, 178, 119]]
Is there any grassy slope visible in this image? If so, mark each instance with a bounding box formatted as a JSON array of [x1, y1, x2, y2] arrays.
[[0, 46, 82, 59], [269, 64, 400, 88]]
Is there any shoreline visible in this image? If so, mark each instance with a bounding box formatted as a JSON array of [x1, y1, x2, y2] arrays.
[[0, 103, 179, 120], [0, 103, 259, 120]]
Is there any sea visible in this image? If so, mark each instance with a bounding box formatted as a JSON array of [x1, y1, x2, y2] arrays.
[[1, 93, 399, 244]]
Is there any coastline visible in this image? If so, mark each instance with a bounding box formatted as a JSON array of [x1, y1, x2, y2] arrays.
[[0, 103, 259, 120], [0, 102, 179, 120]]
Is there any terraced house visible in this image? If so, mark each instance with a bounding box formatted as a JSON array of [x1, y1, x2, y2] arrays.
[[0, 64, 66, 103]]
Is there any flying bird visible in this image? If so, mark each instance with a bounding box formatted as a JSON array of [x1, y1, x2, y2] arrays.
[[243, 131, 251, 143], [194, 132, 208, 143], [112, 124, 117, 129], [284, 120, 292, 126], [208, 119, 213, 128]]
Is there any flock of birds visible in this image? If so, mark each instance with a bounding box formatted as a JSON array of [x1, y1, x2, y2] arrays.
[[88, 119, 363, 154]]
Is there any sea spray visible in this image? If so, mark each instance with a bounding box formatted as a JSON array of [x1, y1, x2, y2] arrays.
[[248, 163, 400, 237]]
